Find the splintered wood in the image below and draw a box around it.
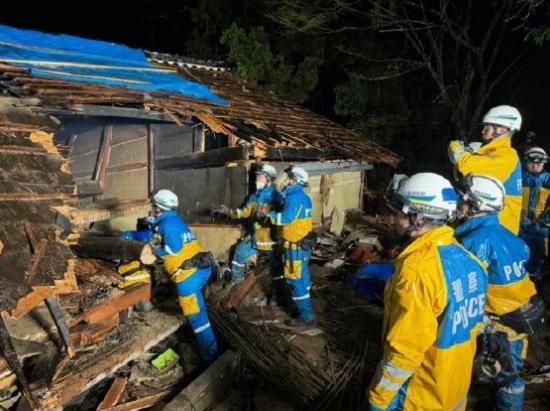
[0,130,78,315]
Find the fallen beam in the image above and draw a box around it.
[68,284,151,327]
[71,237,145,261]
[163,350,240,411]
[155,146,248,171]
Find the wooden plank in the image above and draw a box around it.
[94,124,113,197]
[0,145,47,155]
[35,310,185,409]
[163,350,240,411]
[221,273,257,311]
[253,144,331,161]
[45,296,75,358]
[110,391,170,411]
[25,240,47,285]
[0,193,70,201]
[70,314,119,347]
[97,376,128,410]
[155,146,248,171]
[68,284,151,327]
[147,124,154,194]
[11,262,78,318]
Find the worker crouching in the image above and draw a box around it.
[368,173,488,411]
[141,189,218,363]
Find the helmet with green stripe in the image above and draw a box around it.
[482,105,522,132]
[460,174,505,213]
[395,172,458,222]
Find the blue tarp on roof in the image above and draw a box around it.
[0,24,226,105]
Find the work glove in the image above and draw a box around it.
[140,244,157,265]
[448,140,466,164]
[467,141,482,153]
[211,205,231,218]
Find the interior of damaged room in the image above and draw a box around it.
[0,1,549,410]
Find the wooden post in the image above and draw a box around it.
[93,124,113,201]
[45,296,75,358]
[147,124,155,195]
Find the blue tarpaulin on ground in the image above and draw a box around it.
[348,262,395,303]
[0,24,226,105]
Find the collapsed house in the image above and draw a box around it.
[0,24,404,410]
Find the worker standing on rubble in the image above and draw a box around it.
[448,105,523,234]
[266,166,316,327]
[218,164,283,288]
[368,173,487,411]
[140,189,218,363]
[519,147,550,279]
[455,174,542,411]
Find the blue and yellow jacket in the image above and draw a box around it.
[230,185,283,251]
[268,184,312,244]
[452,136,522,234]
[368,225,487,411]
[522,171,550,221]
[455,213,536,316]
[152,210,203,281]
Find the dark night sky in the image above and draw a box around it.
[1,1,549,150]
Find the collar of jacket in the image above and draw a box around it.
[523,170,547,183]
[153,209,177,224]
[454,213,499,239]
[282,184,303,196]
[397,225,455,262]
[478,136,511,154]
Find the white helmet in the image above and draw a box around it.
[461,174,505,213]
[152,189,178,210]
[525,147,549,164]
[256,164,277,180]
[285,166,308,186]
[482,105,522,132]
[396,172,458,221]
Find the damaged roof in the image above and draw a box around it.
[0,25,400,166]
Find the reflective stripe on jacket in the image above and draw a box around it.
[152,210,203,275]
[268,184,312,243]
[368,225,487,410]
[455,213,536,316]
[521,171,550,221]
[454,136,522,234]
[230,185,282,251]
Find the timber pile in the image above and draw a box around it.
[0,62,400,166]
[0,129,77,315]
[207,217,391,409]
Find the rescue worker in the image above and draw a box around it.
[448,105,523,234]
[519,147,550,279]
[220,164,283,287]
[266,166,315,327]
[140,189,218,363]
[368,172,488,411]
[455,174,539,411]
